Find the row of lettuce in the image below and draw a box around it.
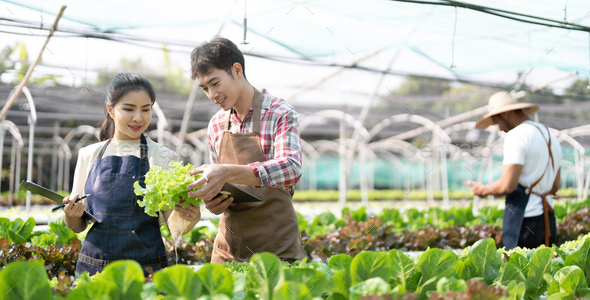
[2,236,590,299]
[0,187,581,206]
[230,199,587,261]
[294,187,579,202]
[1,198,590,268]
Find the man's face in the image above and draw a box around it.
[492,113,510,132]
[198,67,238,111]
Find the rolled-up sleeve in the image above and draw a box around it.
[249,105,302,188]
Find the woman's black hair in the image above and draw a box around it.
[99,73,156,141]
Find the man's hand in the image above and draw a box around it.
[187,164,225,200]
[203,194,234,215]
[465,164,523,197]
[465,180,488,197]
[187,164,234,215]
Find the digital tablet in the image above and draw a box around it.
[217,182,262,203]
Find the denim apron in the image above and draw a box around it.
[503,184,530,250]
[503,124,556,250]
[211,88,306,263]
[76,135,167,276]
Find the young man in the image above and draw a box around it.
[466,91,561,250]
[186,36,307,263]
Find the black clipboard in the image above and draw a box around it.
[19,180,101,224]
[218,183,262,203]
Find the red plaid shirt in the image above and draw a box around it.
[207,89,302,194]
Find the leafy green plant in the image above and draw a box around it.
[0,217,35,244]
[389,249,420,292]
[564,237,590,287]
[350,251,391,285]
[292,188,579,202]
[415,248,457,298]
[505,280,526,300]
[153,264,202,299]
[284,267,329,298]
[31,218,77,248]
[544,265,590,299]
[0,260,52,300]
[69,260,145,299]
[191,226,217,242]
[163,236,213,265]
[557,206,590,245]
[428,279,508,299]
[197,264,234,297]
[248,252,284,300]
[0,238,81,280]
[349,277,390,300]
[462,238,502,285]
[134,161,204,217]
[5,240,590,299]
[435,277,467,296]
[328,254,352,298]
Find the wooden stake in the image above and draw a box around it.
[0,5,67,121]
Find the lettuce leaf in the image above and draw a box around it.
[134,161,203,217]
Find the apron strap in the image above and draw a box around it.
[97,139,111,159]
[252,88,261,133]
[138,134,148,186]
[528,124,555,247]
[224,87,262,134]
[97,135,149,185]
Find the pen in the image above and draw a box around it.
[51,194,91,212]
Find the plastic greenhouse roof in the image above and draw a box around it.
[3,0,590,80]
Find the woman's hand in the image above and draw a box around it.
[166,198,202,239]
[175,198,201,222]
[63,194,89,233]
[63,194,85,218]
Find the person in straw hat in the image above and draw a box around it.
[466,91,561,250]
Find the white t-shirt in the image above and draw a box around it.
[70,137,179,220]
[503,120,562,217]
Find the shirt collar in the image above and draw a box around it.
[260,88,271,110]
[228,88,271,121]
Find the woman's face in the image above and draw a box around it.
[108,89,152,140]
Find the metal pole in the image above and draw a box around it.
[338,111,347,213]
[26,114,34,215]
[64,153,71,192]
[15,143,21,194]
[360,144,368,207]
[152,102,168,144]
[178,80,200,143]
[427,159,434,204]
[310,159,317,191]
[9,140,16,206]
[37,155,43,185]
[440,146,450,208]
[0,123,4,193]
[57,146,64,192]
[24,86,37,216]
[50,122,59,190]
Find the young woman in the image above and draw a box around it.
[63,73,201,276]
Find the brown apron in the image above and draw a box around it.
[211,88,306,263]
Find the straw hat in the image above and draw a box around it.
[475,91,540,129]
